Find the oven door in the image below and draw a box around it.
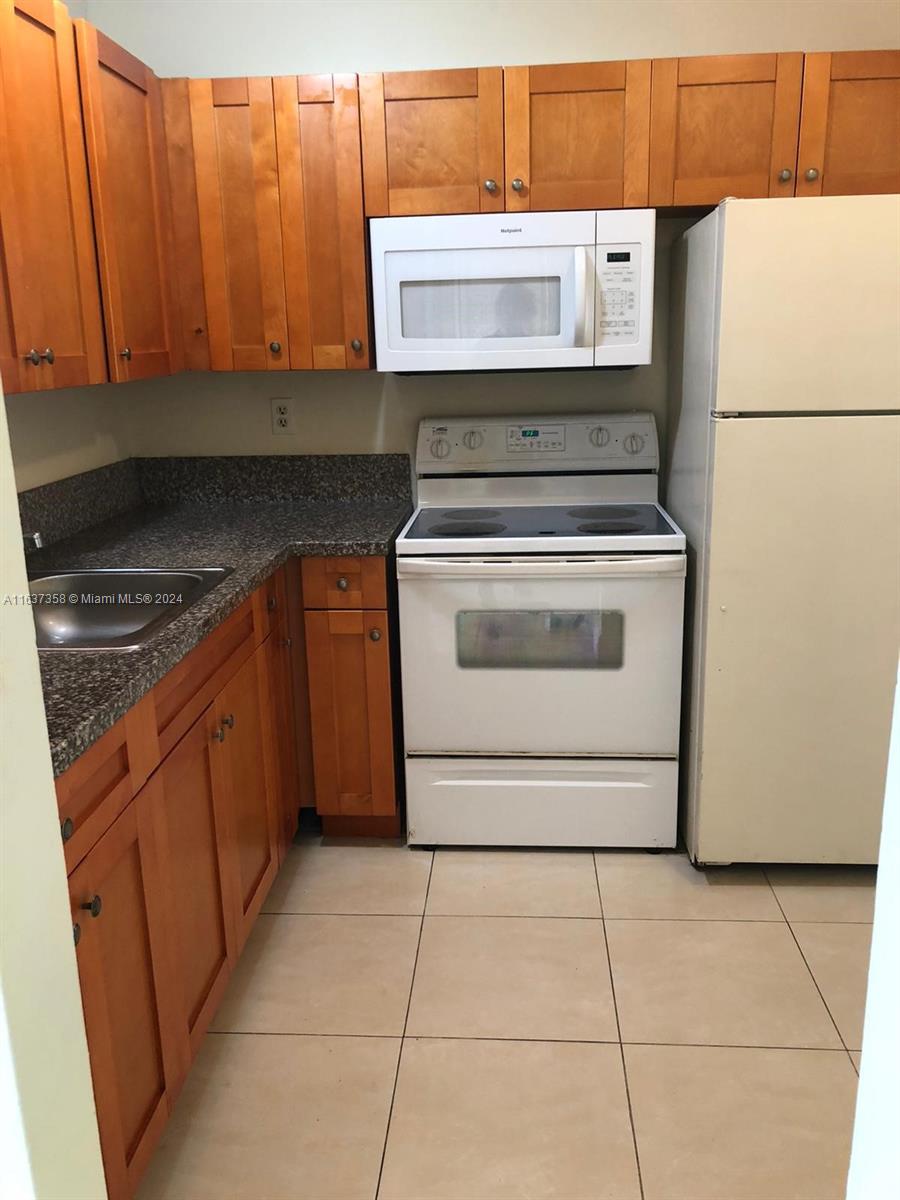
[397,555,686,756]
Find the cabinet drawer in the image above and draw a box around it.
[152,593,263,759]
[56,693,159,874]
[301,556,387,609]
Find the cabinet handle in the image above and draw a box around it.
[350,338,362,352]
[369,628,382,642]
[511,178,525,192]
[483,178,498,193]
[212,727,225,742]
[778,168,793,182]
[61,816,75,842]
[80,895,102,918]
[40,347,55,364]
[73,923,82,947]
[281,636,292,649]
[804,167,819,182]
[24,348,41,366]
[269,340,282,354]
[267,594,277,612]
[119,346,132,361]
[336,577,349,591]
[222,713,235,729]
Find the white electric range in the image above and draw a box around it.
[396,413,686,848]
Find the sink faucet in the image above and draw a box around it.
[23,531,44,551]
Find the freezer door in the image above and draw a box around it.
[693,414,900,863]
[715,196,900,413]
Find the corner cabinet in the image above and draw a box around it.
[0,0,106,393]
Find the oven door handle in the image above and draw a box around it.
[397,556,686,579]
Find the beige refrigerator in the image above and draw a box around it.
[667,195,900,865]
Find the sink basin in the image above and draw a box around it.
[29,567,233,650]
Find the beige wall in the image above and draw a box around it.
[7,0,900,491]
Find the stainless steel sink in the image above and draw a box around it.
[28,567,233,650]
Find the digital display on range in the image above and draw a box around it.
[607,251,631,263]
[521,429,540,437]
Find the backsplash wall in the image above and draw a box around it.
[6,220,691,492]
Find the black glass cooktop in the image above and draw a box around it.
[405,503,677,540]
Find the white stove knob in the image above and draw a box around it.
[462,429,484,450]
[624,432,645,455]
[589,425,611,448]
[430,437,451,459]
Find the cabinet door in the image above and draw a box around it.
[189,76,289,371]
[503,60,650,211]
[273,74,369,369]
[216,647,279,951]
[359,67,504,216]
[305,609,395,817]
[0,0,105,392]
[266,624,300,860]
[796,51,900,196]
[69,780,183,1200]
[155,704,235,1058]
[75,21,181,381]
[649,53,803,205]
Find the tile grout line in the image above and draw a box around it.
[595,854,645,1200]
[374,849,436,1200]
[762,866,851,1055]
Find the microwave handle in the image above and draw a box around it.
[573,245,588,347]
[397,556,686,579]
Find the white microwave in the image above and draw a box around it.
[369,209,655,372]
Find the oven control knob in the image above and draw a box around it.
[624,433,645,455]
[430,437,451,459]
[589,425,610,448]
[462,430,484,450]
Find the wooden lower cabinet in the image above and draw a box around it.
[267,618,301,860]
[69,777,183,1200]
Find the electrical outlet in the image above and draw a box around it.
[270,397,293,435]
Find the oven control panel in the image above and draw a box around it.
[597,244,640,344]
[417,413,659,474]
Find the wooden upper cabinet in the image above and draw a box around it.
[75,22,180,382]
[189,76,288,371]
[69,780,184,1200]
[649,53,804,205]
[0,0,105,394]
[796,51,900,196]
[273,74,369,369]
[359,67,504,215]
[305,608,396,818]
[504,60,651,210]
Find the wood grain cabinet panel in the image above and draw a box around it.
[0,0,106,393]
[359,67,504,215]
[796,51,900,196]
[189,76,289,371]
[301,555,387,610]
[305,608,395,818]
[649,53,804,205]
[69,779,184,1200]
[266,615,301,860]
[273,74,369,368]
[75,21,181,381]
[504,60,651,210]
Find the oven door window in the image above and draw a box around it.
[456,610,624,670]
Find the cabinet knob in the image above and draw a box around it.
[269,340,282,354]
[80,895,102,919]
[511,178,525,192]
[336,577,349,591]
[350,338,362,352]
[778,168,793,182]
[804,167,819,182]
[267,594,277,612]
[222,713,235,729]
[24,348,41,366]
[369,628,382,642]
[281,636,292,649]
[119,346,132,361]
[61,816,75,843]
[483,178,498,193]
[40,347,55,364]
[212,727,225,742]
[73,923,81,947]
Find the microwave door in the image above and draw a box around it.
[379,243,595,371]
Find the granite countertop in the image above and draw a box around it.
[32,499,412,777]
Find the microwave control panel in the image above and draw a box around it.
[596,244,640,344]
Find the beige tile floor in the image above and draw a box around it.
[139,842,874,1200]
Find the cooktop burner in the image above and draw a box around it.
[405,502,676,542]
